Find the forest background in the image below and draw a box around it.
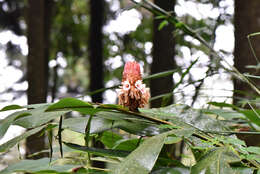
[0,0,260,173]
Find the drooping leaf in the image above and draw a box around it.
[63,116,115,134]
[239,110,260,127]
[112,131,169,174]
[0,158,79,174]
[0,111,30,139]
[0,104,23,112]
[13,106,68,128]
[0,125,46,152]
[46,97,93,111]
[64,142,130,158]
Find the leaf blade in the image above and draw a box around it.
[0,125,46,152]
[113,131,168,174]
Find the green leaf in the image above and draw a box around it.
[96,111,142,121]
[244,154,260,163]
[239,110,260,127]
[208,102,240,110]
[64,142,130,158]
[63,116,115,134]
[96,111,163,136]
[112,131,168,174]
[217,137,246,147]
[143,69,179,81]
[0,158,79,174]
[139,106,192,129]
[100,131,123,149]
[46,97,93,111]
[191,147,240,174]
[0,104,23,112]
[13,106,68,128]
[0,111,30,139]
[117,120,162,136]
[202,109,245,119]
[113,138,141,151]
[158,20,168,30]
[246,146,260,155]
[164,128,195,144]
[98,103,126,110]
[0,125,46,152]
[140,104,229,132]
[155,15,166,20]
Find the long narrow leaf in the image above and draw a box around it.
[0,105,23,112]
[64,142,130,158]
[0,111,30,139]
[0,125,45,152]
[0,158,79,174]
[112,131,168,174]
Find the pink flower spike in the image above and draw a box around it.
[122,61,141,83]
[117,61,150,111]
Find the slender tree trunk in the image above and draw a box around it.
[89,0,104,103]
[234,0,260,104]
[234,0,260,146]
[151,0,176,108]
[150,0,178,160]
[26,0,53,159]
[88,0,105,168]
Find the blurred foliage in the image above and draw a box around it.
[0,0,236,105]
[1,0,260,173]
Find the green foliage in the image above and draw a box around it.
[0,158,80,174]
[1,1,260,173]
[1,97,260,173]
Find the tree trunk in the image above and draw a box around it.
[88,0,105,168]
[151,0,176,108]
[26,0,53,159]
[234,0,260,146]
[89,0,104,104]
[234,0,260,104]
[150,0,178,160]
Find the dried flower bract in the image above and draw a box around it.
[116,61,150,111]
